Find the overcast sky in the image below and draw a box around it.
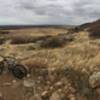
[0,0,100,25]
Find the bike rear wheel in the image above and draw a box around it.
[11,64,27,79]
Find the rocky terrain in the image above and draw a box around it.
[0,21,100,100]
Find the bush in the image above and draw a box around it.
[0,38,7,44]
[0,30,10,35]
[89,28,100,38]
[40,34,74,48]
[10,35,52,44]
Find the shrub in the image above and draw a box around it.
[40,34,74,48]
[0,38,7,44]
[0,30,10,35]
[89,28,100,38]
[10,35,52,44]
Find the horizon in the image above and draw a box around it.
[0,19,98,26]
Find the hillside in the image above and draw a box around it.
[75,19,100,38]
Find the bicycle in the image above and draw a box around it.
[0,56,28,79]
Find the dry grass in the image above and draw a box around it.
[0,30,100,74]
[0,28,100,99]
[9,27,67,36]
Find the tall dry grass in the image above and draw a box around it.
[0,30,100,75]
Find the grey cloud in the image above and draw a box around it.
[72,0,100,20]
[0,0,100,25]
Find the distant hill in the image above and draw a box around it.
[0,25,74,30]
[70,19,100,38]
[79,19,100,31]
[79,19,100,38]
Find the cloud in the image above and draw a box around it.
[0,0,100,25]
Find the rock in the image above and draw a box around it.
[49,92,61,100]
[3,82,12,86]
[0,92,3,98]
[12,80,21,88]
[55,81,63,87]
[12,80,17,83]
[49,86,54,91]
[27,74,31,78]
[41,91,49,100]
[29,94,42,100]
[89,72,100,88]
[68,86,76,94]
[68,94,76,100]
[46,81,51,85]
[57,89,62,93]
[41,91,49,98]
[23,79,34,88]
[0,92,4,100]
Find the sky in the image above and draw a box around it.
[0,0,100,25]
